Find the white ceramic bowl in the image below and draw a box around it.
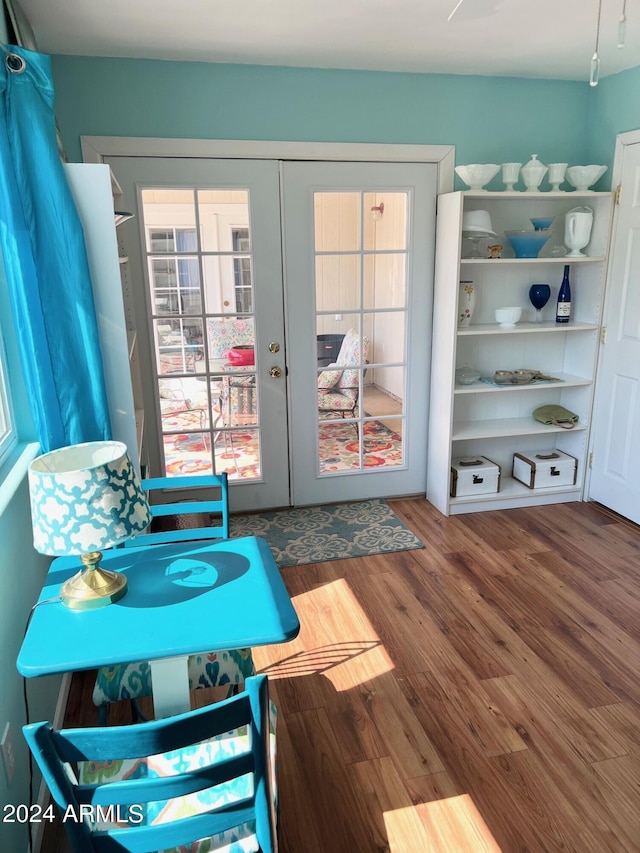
[566,165,608,192]
[455,164,500,191]
[495,306,522,328]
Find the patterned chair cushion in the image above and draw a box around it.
[335,329,369,389]
[93,649,256,707]
[207,317,255,359]
[77,700,278,853]
[317,330,370,420]
[316,388,358,411]
[317,367,343,389]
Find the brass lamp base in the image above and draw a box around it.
[60,551,128,610]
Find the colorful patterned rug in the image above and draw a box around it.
[229,498,423,567]
[164,418,402,478]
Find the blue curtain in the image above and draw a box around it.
[0,45,111,451]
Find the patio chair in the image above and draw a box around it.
[24,674,279,853]
[207,316,257,427]
[317,328,370,431]
[159,380,208,431]
[92,474,256,723]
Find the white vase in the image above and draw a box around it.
[501,162,522,191]
[521,154,548,193]
[548,162,568,191]
[458,281,476,327]
[564,206,594,257]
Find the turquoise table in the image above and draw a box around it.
[17,536,300,717]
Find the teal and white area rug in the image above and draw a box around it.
[229,498,424,568]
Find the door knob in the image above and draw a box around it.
[269,366,282,379]
[268,341,280,353]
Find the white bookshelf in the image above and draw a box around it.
[427,190,614,515]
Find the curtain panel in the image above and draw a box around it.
[0,45,111,451]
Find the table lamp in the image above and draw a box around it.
[28,441,152,610]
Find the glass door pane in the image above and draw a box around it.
[141,188,262,481]
[315,191,407,473]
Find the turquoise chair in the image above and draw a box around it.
[93,474,256,723]
[123,473,230,546]
[24,674,278,853]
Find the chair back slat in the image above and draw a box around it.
[23,675,277,853]
[123,473,230,546]
[53,689,252,761]
[91,805,258,853]
[77,752,255,807]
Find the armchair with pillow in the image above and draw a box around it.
[207,316,256,427]
[317,328,369,428]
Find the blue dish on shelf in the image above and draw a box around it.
[530,216,554,231]
[504,230,551,259]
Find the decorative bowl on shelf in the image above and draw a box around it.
[495,306,522,328]
[504,229,551,258]
[454,164,500,191]
[511,369,536,384]
[494,370,513,384]
[455,366,481,385]
[530,216,554,231]
[566,165,607,192]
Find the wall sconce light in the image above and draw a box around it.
[371,201,384,221]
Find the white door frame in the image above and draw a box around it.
[585,127,640,501]
[81,136,455,194]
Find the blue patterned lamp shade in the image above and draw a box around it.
[29,441,151,554]
[28,442,152,609]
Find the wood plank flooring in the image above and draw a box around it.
[39,499,640,852]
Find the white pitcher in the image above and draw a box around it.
[564,206,593,257]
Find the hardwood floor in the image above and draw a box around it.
[40,499,640,852]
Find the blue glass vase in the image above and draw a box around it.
[529,284,551,323]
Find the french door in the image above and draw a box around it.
[107,156,437,510]
[282,161,437,504]
[106,157,289,511]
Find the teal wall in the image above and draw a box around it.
[588,65,640,174]
[50,56,594,186]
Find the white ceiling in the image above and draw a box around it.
[17,0,640,83]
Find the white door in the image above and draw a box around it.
[589,141,640,523]
[106,157,289,512]
[282,161,437,505]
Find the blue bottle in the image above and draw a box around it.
[556,265,571,324]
